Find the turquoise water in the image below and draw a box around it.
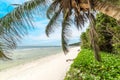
[0,46,62,71]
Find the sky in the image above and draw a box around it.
[0,0,88,46]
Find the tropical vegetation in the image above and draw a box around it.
[0,0,120,62]
[65,12,120,80]
[81,13,120,54]
[64,49,120,80]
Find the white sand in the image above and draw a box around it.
[0,47,80,80]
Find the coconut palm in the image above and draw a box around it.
[0,0,120,61]
[45,0,101,61]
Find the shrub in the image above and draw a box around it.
[80,13,120,53]
[65,49,120,80]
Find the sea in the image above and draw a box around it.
[0,46,62,71]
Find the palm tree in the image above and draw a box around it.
[45,0,101,61]
[0,0,120,61]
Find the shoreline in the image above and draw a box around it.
[0,47,62,71]
[0,46,80,80]
[0,51,61,71]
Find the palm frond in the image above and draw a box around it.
[46,0,61,19]
[61,9,71,54]
[0,44,11,59]
[0,50,8,59]
[0,0,47,58]
[74,13,85,30]
[89,26,101,61]
[45,8,61,37]
[88,13,101,61]
[45,0,100,57]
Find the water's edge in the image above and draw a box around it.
[0,47,62,71]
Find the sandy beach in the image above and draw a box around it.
[0,46,80,80]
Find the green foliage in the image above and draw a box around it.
[80,29,91,49]
[65,49,120,80]
[81,13,120,54]
[113,43,120,54]
[96,13,114,52]
[96,13,120,53]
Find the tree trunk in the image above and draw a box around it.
[94,1,120,22]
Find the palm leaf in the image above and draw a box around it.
[45,8,61,37]
[89,27,101,61]
[88,13,101,61]
[0,43,11,59]
[61,9,71,54]
[0,0,47,58]
[46,0,61,19]
[74,13,85,30]
[0,50,9,59]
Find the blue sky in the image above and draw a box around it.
[0,0,88,46]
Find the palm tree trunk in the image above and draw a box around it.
[94,1,120,22]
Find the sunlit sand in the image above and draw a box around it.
[0,46,80,80]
